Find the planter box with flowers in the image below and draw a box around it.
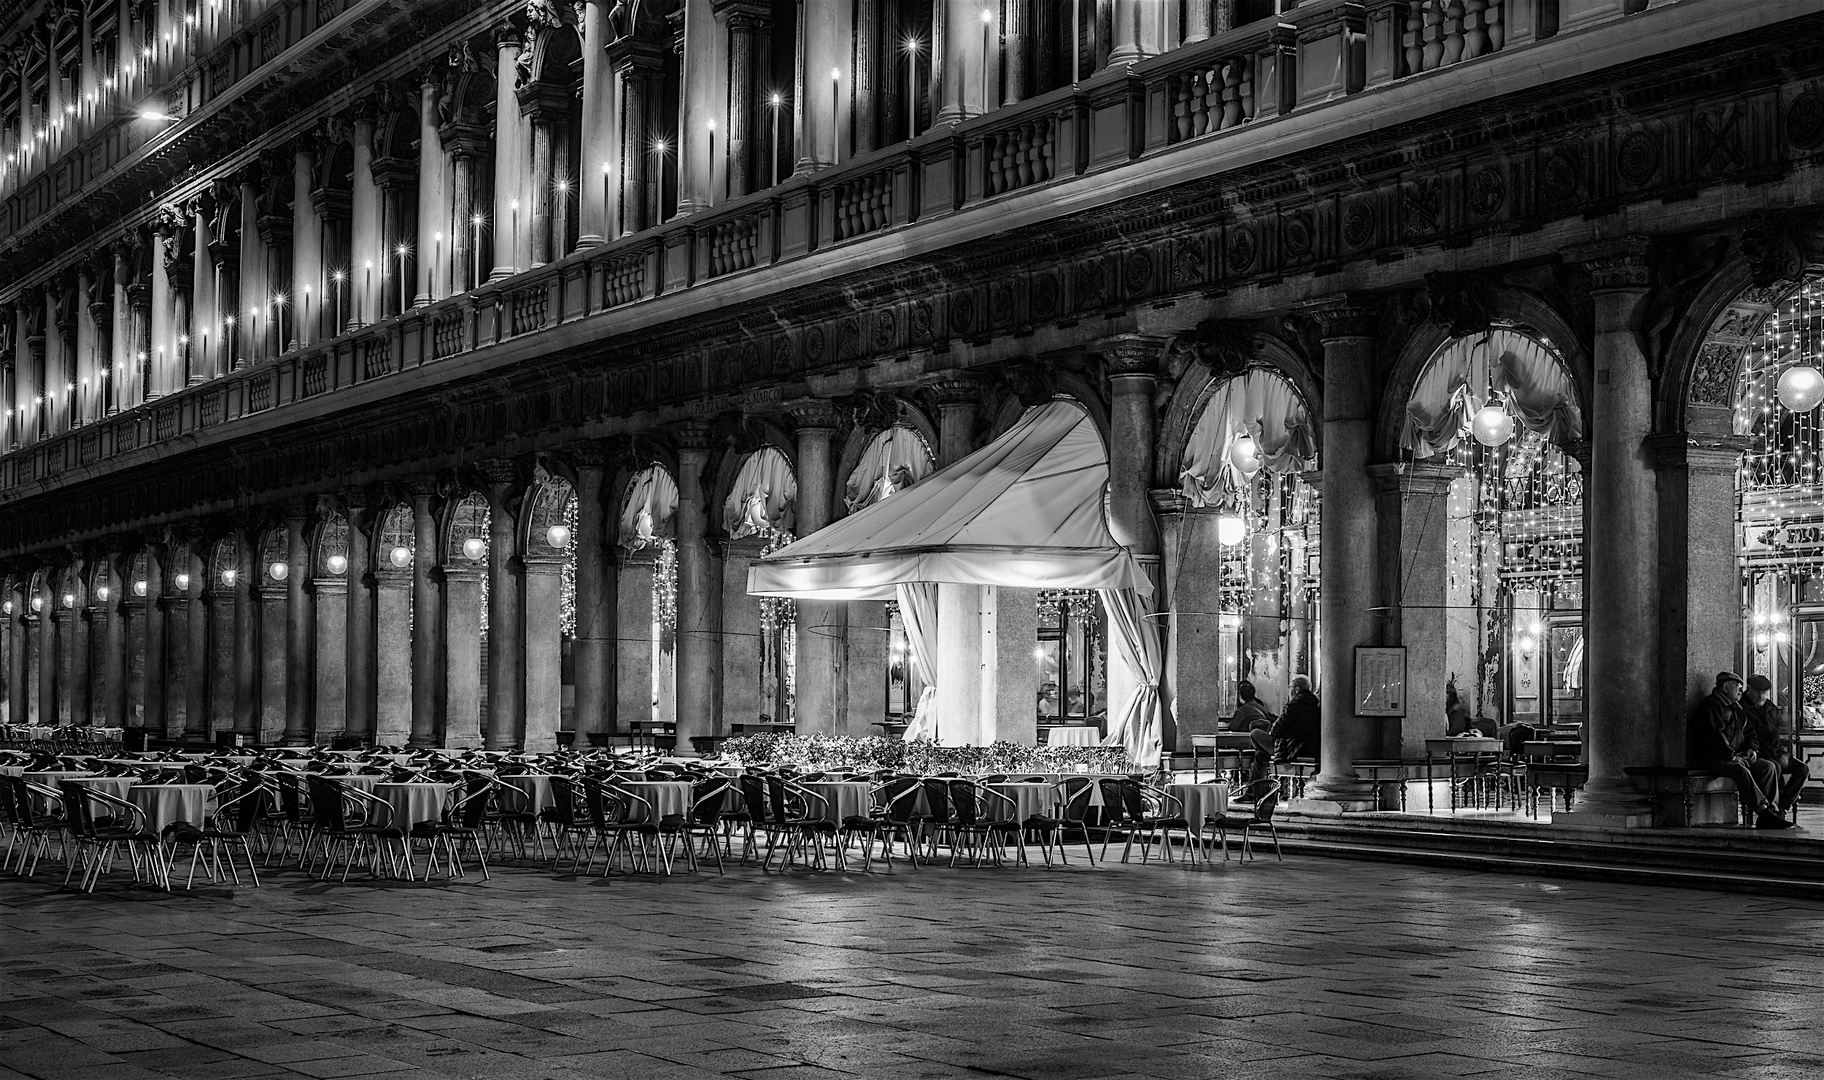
[722,733,1131,775]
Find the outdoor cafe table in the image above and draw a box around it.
[1425,737,1504,812]
[499,773,557,815]
[128,784,217,833]
[1169,781,1230,858]
[1041,726,1101,747]
[617,780,692,823]
[374,782,452,831]
[985,781,1058,823]
[66,775,138,804]
[798,780,872,823]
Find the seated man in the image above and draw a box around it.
[1741,674,1809,818]
[1273,676,1322,765]
[1233,681,1274,798]
[1688,671,1788,830]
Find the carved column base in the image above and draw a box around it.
[1298,773,1381,814]
[1552,778,1655,829]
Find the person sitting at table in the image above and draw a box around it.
[1741,674,1809,818]
[1233,681,1275,798]
[1036,682,1060,718]
[1688,671,1788,830]
[1271,676,1321,776]
[1445,680,1474,736]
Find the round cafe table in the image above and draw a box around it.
[500,774,556,815]
[24,770,98,788]
[129,784,217,833]
[374,782,452,831]
[798,781,872,824]
[616,781,692,823]
[986,781,1059,823]
[1169,781,1230,856]
[1042,725,1102,747]
[67,775,138,804]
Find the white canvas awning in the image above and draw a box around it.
[747,399,1149,601]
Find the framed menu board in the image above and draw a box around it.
[1354,647,1407,718]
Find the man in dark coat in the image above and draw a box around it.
[1741,674,1809,816]
[1688,671,1787,829]
[1273,676,1321,764]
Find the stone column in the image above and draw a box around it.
[374,525,414,746]
[349,114,380,327]
[189,201,214,384]
[616,548,658,730]
[1001,0,1026,105]
[717,2,769,197]
[161,547,193,739]
[141,544,165,735]
[1109,0,1145,64]
[96,556,125,727]
[675,429,720,750]
[490,31,525,280]
[677,0,724,212]
[415,72,447,304]
[258,549,288,744]
[719,537,768,729]
[230,527,257,737]
[936,0,992,124]
[5,581,25,727]
[481,462,524,750]
[290,146,319,349]
[343,494,375,741]
[577,0,617,245]
[1102,336,1167,746]
[1300,296,1382,811]
[523,545,563,753]
[182,543,210,739]
[51,582,76,726]
[986,584,1040,746]
[236,181,265,366]
[312,515,349,744]
[790,401,844,734]
[204,557,233,737]
[27,593,46,727]
[1562,239,1658,826]
[445,139,480,291]
[1155,493,1228,740]
[443,539,485,749]
[1655,431,1751,768]
[571,452,613,740]
[1185,0,1215,43]
[409,483,446,746]
[282,503,313,745]
[930,379,984,744]
[1372,462,1457,763]
[147,226,171,399]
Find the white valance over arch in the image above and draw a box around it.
[845,425,936,513]
[1403,329,1583,458]
[619,466,679,549]
[723,447,798,539]
[1179,368,1317,508]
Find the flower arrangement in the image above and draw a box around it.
[722,734,1130,775]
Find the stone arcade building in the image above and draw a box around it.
[0,0,1821,820]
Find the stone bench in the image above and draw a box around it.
[1624,767,1740,827]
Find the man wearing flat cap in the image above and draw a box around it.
[1688,671,1788,829]
[1741,673,1810,818]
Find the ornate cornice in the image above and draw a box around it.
[1294,295,1379,340]
[1568,237,1652,291]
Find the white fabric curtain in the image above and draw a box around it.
[1179,369,1316,508]
[1098,587,1164,769]
[723,447,799,539]
[618,466,678,549]
[896,582,940,742]
[845,426,936,513]
[1403,330,1582,458]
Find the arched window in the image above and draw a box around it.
[620,465,679,721]
[723,447,796,723]
[1404,328,1584,730]
[844,425,934,512]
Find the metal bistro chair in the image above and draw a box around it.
[412,775,494,881]
[1201,780,1284,862]
[858,776,925,870]
[58,781,167,892]
[542,775,598,870]
[1023,777,1099,868]
[161,780,265,889]
[5,777,69,877]
[659,780,737,874]
[762,776,841,871]
[945,779,1027,868]
[1099,777,1190,864]
[304,776,410,882]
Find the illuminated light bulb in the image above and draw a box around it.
[1033,647,1046,662]
[29,596,41,612]
[389,546,411,568]
[1217,515,1246,547]
[326,554,348,574]
[545,524,572,549]
[1471,403,1514,447]
[1228,434,1262,476]
[1755,630,1773,650]
[1,601,9,615]
[268,561,288,581]
[133,579,148,596]
[222,568,236,585]
[61,593,73,608]
[95,586,109,602]
[1777,365,1824,412]
[462,537,486,561]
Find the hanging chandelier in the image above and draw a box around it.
[1471,400,1514,447]
[1777,363,1824,413]
[1228,434,1262,476]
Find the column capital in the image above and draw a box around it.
[477,457,522,490]
[716,536,769,560]
[1293,294,1380,339]
[1098,334,1169,378]
[1149,488,1191,516]
[1567,237,1652,291]
[787,398,842,434]
[1646,431,1754,472]
[673,422,714,457]
[280,496,313,525]
[1367,460,1461,496]
[922,374,988,408]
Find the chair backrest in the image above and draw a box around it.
[920,778,954,824]
[738,774,770,822]
[875,777,921,823]
[764,776,795,826]
[220,781,267,834]
[946,780,982,827]
[453,775,493,828]
[1058,777,1097,823]
[58,780,95,837]
[305,777,348,831]
[547,776,583,827]
[1253,781,1282,822]
[1098,777,1137,822]
[580,776,622,829]
[689,781,728,824]
[276,772,306,824]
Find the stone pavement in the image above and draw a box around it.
[0,852,1819,1080]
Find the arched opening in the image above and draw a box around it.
[619,465,678,727]
[844,424,936,723]
[1174,367,1318,722]
[1402,328,1585,734]
[523,474,578,735]
[1733,272,1824,735]
[722,446,797,726]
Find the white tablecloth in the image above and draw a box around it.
[617,781,692,823]
[374,783,452,830]
[1042,726,1102,747]
[986,782,1060,823]
[500,774,556,814]
[67,775,138,805]
[129,785,217,833]
[798,781,872,823]
[24,770,98,789]
[1169,782,1231,833]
